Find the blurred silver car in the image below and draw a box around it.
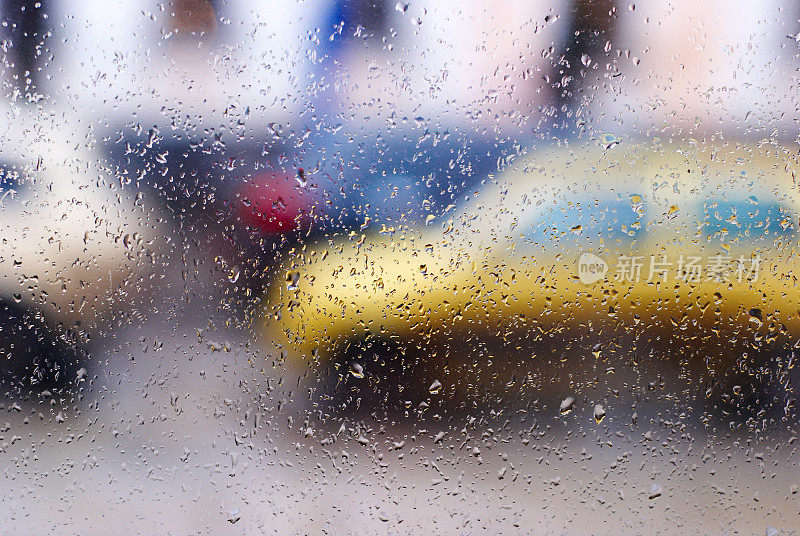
[0,104,162,378]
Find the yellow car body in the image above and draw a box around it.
[263,140,800,377]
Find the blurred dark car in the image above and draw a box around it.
[231,129,508,240]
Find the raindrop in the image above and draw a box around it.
[667,205,679,219]
[648,483,662,499]
[350,363,364,379]
[600,133,620,149]
[286,271,301,291]
[593,404,606,423]
[560,396,576,415]
[296,168,307,187]
[629,194,644,212]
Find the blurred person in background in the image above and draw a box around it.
[551,0,617,133]
[0,0,50,96]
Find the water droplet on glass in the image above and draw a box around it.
[296,168,308,187]
[749,308,763,327]
[593,404,606,423]
[601,133,620,149]
[629,194,644,213]
[286,270,300,291]
[350,362,364,379]
[429,379,442,394]
[560,396,576,415]
[667,205,679,219]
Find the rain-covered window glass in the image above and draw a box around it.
[1,0,799,534]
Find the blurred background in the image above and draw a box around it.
[7,0,800,239]
[1,0,800,534]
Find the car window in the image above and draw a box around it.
[702,198,797,242]
[520,194,647,251]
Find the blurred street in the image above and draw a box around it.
[0,0,799,534]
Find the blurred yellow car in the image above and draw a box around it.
[262,139,800,389]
